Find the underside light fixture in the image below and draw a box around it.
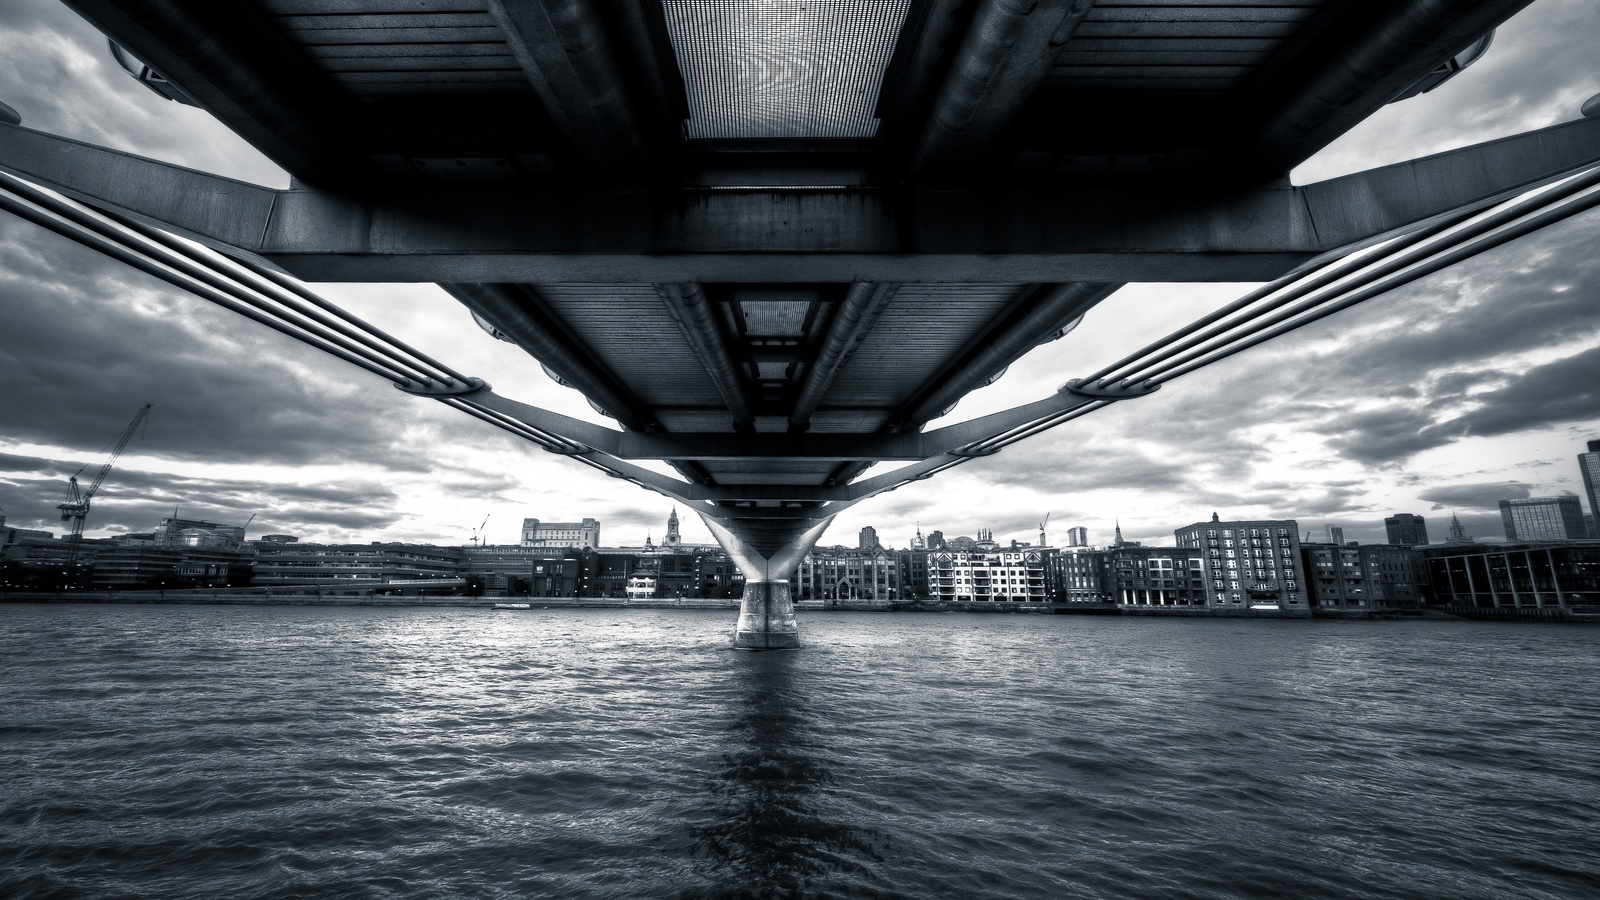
[661,0,911,139]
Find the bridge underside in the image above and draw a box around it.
[4,0,1596,647]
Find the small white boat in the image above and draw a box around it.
[493,602,531,610]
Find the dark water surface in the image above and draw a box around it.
[3,605,1598,899]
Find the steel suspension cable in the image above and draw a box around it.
[90,203,468,386]
[1147,183,1600,384]
[0,173,435,385]
[1118,166,1600,386]
[0,185,414,384]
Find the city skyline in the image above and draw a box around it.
[1,0,1598,553]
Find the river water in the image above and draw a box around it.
[2,605,1597,899]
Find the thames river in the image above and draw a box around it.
[2,605,1597,899]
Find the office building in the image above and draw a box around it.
[520,517,601,549]
[798,544,901,601]
[1066,526,1088,547]
[252,542,464,589]
[1175,514,1308,609]
[1384,513,1430,547]
[156,516,246,547]
[858,526,879,550]
[1580,439,1600,535]
[1301,543,1426,610]
[1325,525,1345,546]
[1050,547,1103,602]
[1425,541,1600,611]
[1499,496,1587,541]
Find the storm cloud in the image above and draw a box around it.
[2,0,1599,552]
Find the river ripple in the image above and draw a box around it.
[2,605,1598,899]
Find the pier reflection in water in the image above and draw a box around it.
[686,652,888,897]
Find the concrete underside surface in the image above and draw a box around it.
[734,581,799,650]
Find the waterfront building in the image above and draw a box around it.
[1049,547,1104,602]
[1424,541,1600,611]
[1499,496,1587,541]
[461,544,592,595]
[251,542,464,590]
[1384,513,1430,547]
[520,517,601,549]
[798,545,901,601]
[1099,545,1207,607]
[1065,526,1088,547]
[926,545,1051,602]
[899,548,930,600]
[1174,514,1308,610]
[625,564,657,599]
[696,552,743,598]
[1581,440,1600,536]
[1300,543,1426,610]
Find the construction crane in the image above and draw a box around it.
[470,514,490,548]
[57,404,152,585]
[1038,512,1050,548]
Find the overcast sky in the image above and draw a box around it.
[1,0,1597,551]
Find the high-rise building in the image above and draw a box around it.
[1174,514,1308,610]
[1579,439,1600,535]
[1384,513,1429,547]
[1066,526,1088,547]
[1499,496,1587,542]
[520,517,600,549]
[858,526,879,550]
[1325,525,1345,546]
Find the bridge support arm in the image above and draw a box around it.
[700,515,834,650]
[6,116,1599,283]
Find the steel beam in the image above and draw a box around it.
[788,282,898,431]
[60,0,371,185]
[912,0,1094,177]
[6,116,1600,282]
[655,282,754,430]
[484,0,652,173]
[1222,0,1535,179]
[442,283,659,432]
[890,281,1118,428]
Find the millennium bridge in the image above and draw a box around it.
[2,0,1598,647]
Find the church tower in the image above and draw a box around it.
[664,507,681,548]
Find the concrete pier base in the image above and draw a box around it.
[734,581,799,650]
